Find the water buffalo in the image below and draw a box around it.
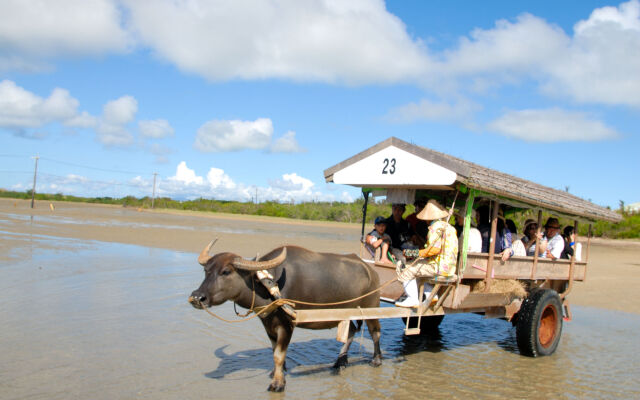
[189,241,382,392]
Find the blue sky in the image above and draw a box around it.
[1,0,638,208]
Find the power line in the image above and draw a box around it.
[0,154,30,158]
[39,156,150,175]
[38,172,152,189]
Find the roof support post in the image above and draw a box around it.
[531,210,543,280]
[360,190,370,242]
[484,200,499,291]
[586,224,592,264]
[458,189,476,276]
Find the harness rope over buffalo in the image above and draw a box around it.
[189,241,384,392]
[196,238,297,318]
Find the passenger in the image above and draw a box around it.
[384,203,416,250]
[395,199,458,308]
[365,216,395,265]
[406,198,428,248]
[477,205,505,254]
[541,217,564,260]
[500,218,517,261]
[454,212,464,238]
[560,226,575,260]
[454,210,482,253]
[521,219,544,256]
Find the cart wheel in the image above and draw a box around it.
[515,289,563,357]
[402,315,444,333]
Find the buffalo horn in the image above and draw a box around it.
[197,238,219,266]
[232,247,287,271]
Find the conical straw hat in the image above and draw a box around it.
[417,199,448,221]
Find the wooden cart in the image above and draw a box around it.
[296,137,621,357]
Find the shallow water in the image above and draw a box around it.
[1,235,639,400]
[1,210,360,242]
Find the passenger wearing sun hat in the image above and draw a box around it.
[395,199,458,308]
[542,217,564,260]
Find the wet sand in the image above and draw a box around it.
[2,198,639,314]
[1,198,640,399]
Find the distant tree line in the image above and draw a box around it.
[1,189,637,239]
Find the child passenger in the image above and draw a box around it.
[366,216,394,265]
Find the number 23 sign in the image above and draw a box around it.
[382,158,396,175]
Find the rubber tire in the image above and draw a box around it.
[516,289,563,357]
[402,315,444,333]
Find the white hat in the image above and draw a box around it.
[417,199,448,221]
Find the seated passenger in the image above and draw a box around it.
[560,225,581,260]
[385,203,417,250]
[541,217,564,260]
[395,200,458,308]
[521,219,544,256]
[365,216,394,265]
[477,205,505,254]
[500,218,517,261]
[406,198,428,248]
[454,210,482,253]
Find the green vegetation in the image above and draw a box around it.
[1,189,637,239]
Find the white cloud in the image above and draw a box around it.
[269,131,305,153]
[96,123,134,146]
[169,161,204,185]
[0,80,79,128]
[487,108,619,142]
[194,118,273,152]
[123,0,431,84]
[440,13,568,78]
[139,119,174,138]
[264,173,326,202]
[0,0,130,71]
[95,95,138,146]
[161,162,340,202]
[432,1,640,107]
[0,81,140,147]
[206,168,236,190]
[543,0,640,106]
[64,111,98,128]
[102,96,137,125]
[339,191,355,202]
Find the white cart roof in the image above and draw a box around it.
[324,137,621,223]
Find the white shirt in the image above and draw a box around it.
[543,233,564,259]
[464,227,482,253]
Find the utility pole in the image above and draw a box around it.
[151,172,158,209]
[30,155,39,209]
[255,186,258,204]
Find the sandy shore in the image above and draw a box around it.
[2,197,639,314]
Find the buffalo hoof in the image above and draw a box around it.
[370,356,382,367]
[332,354,348,371]
[268,381,286,392]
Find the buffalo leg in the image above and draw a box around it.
[333,321,358,370]
[267,336,287,377]
[366,319,382,367]
[268,324,293,392]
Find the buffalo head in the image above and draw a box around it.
[188,239,287,309]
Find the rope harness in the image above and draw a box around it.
[196,276,399,323]
[197,192,460,324]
